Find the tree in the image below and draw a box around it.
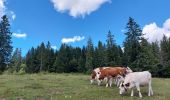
[77,46,86,72]
[85,37,94,73]
[134,38,157,72]
[123,17,142,68]
[38,42,46,71]
[53,44,69,73]
[159,35,170,77]
[93,41,107,67]
[106,31,118,66]
[0,15,13,72]
[45,41,55,72]
[11,48,22,72]
[160,35,169,65]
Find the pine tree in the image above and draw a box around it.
[85,37,94,73]
[46,41,55,72]
[116,46,123,66]
[77,46,86,72]
[11,48,22,72]
[134,38,156,71]
[26,47,36,73]
[94,41,107,67]
[38,42,46,72]
[123,17,142,67]
[160,35,169,65]
[0,15,13,72]
[160,35,170,77]
[53,44,69,73]
[106,31,117,66]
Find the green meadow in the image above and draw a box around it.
[0,73,169,100]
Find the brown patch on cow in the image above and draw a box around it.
[98,67,127,80]
[91,71,96,79]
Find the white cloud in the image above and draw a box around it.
[51,45,57,50]
[0,0,5,17]
[121,29,125,33]
[142,18,170,43]
[62,36,85,43]
[51,0,111,18]
[10,11,16,20]
[13,33,27,38]
[0,0,16,20]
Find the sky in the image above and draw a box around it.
[1,0,170,56]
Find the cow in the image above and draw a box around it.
[115,74,124,87]
[96,67,132,87]
[119,71,153,98]
[90,67,109,84]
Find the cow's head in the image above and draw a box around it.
[119,82,130,95]
[125,67,133,73]
[90,71,96,84]
[96,71,101,79]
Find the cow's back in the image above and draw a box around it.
[99,67,123,79]
[125,71,151,85]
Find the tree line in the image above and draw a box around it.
[0,16,170,77]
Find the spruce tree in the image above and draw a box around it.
[106,31,117,66]
[123,17,142,67]
[0,15,13,72]
[85,37,94,73]
[11,48,22,72]
[135,38,156,71]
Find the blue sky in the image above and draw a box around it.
[1,0,170,56]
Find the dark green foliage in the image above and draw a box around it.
[159,35,170,77]
[0,15,13,72]
[123,17,142,66]
[133,38,157,71]
[21,17,170,77]
[85,37,94,73]
[93,41,107,67]
[106,31,123,66]
[10,48,22,72]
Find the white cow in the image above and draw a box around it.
[119,71,153,98]
[115,75,124,87]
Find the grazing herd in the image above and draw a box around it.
[90,66,153,98]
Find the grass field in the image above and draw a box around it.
[0,73,170,100]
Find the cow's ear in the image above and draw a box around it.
[121,84,124,87]
[121,83,124,87]
[125,83,130,87]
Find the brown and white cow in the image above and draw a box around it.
[90,67,109,84]
[96,67,132,87]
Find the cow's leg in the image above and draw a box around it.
[148,84,151,96]
[109,77,113,87]
[97,79,101,86]
[90,79,94,84]
[149,80,153,96]
[106,77,110,87]
[106,79,109,87]
[150,86,153,96]
[136,84,142,98]
[131,88,134,97]
[117,79,120,87]
[115,77,118,85]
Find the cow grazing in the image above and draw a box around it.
[90,67,109,84]
[115,74,124,87]
[119,71,153,98]
[96,67,132,87]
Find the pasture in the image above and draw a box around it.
[0,73,169,100]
